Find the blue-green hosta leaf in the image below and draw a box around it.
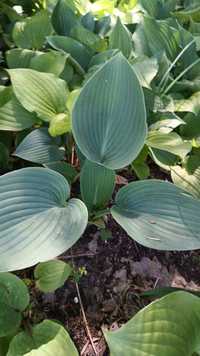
[72,53,147,170]
[8,69,68,121]
[0,273,29,337]
[0,167,88,271]
[80,159,115,211]
[70,24,105,52]
[149,147,179,170]
[147,131,192,159]
[139,17,179,61]
[0,95,36,131]
[171,165,200,199]
[7,320,79,356]
[12,10,52,49]
[47,35,92,70]
[131,55,158,89]
[174,92,200,116]
[44,162,77,184]
[34,260,72,293]
[51,0,79,36]
[14,128,65,164]
[104,291,200,356]
[81,12,95,31]
[111,180,200,250]
[109,17,132,58]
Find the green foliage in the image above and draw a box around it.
[14,128,65,164]
[0,273,29,337]
[80,159,115,211]
[111,180,200,250]
[104,291,200,356]
[12,11,52,49]
[8,69,68,121]
[72,53,147,169]
[7,320,79,356]
[34,260,72,292]
[0,168,88,271]
[1,0,200,353]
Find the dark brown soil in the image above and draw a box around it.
[29,218,200,356]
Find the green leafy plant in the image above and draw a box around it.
[1,0,200,354]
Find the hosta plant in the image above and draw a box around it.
[1,0,200,354]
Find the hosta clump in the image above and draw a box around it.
[1,0,200,353]
[1,51,200,273]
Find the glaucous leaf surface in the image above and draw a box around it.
[14,128,65,164]
[111,180,200,250]
[51,0,79,36]
[44,162,77,183]
[12,10,52,49]
[0,273,29,337]
[0,167,88,271]
[149,148,179,171]
[47,35,92,69]
[8,69,68,121]
[109,17,132,58]
[7,320,79,356]
[72,53,147,170]
[131,55,158,89]
[34,260,72,293]
[80,159,115,211]
[104,291,200,356]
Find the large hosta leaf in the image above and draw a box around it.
[8,69,68,121]
[12,11,52,49]
[7,320,79,356]
[111,180,200,250]
[0,273,29,337]
[14,128,65,164]
[104,291,200,356]
[72,53,147,170]
[0,167,88,271]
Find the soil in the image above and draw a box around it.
[25,165,200,356]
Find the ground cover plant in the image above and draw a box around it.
[1,0,200,354]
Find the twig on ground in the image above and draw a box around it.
[70,251,98,356]
[59,252,98,260]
